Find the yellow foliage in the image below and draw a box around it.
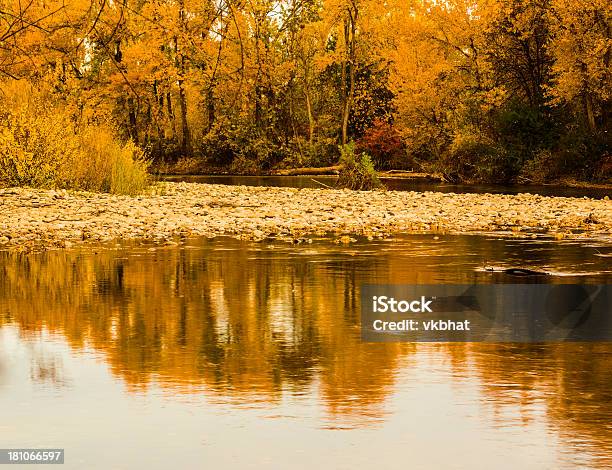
[0,82,150,194]
[548,0,611,112]
[72,126,151,195]
[0,0,607,180]
[0,86,81,187]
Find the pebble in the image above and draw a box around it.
[0,183,610,250]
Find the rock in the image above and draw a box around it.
[0,182,610,251]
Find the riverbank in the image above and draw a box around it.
[0,182,610,250]
[152,160,612,189]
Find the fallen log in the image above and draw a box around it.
[271,165,343,176]
[380,170,448,182]
[271,166,447,181]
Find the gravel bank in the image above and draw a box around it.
[0,182,610,250]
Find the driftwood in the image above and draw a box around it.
[271,165,343,176]
[310,178,335,189]
[271,166,447,182]
[380,170,448,182]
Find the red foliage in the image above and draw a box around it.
[356,121,409,170]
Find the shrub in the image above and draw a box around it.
[76,126,150,195]
[441,131,517,183]
[200,122,286,174]
[240,136,285,172]
[337,142,383,190]
[199,122,241,167]
[152,157,207,176]
[595,154,612,182]
[494,101,557,159]
[356,120,411,170]
[0,91,82,188]
[518,149,565,183]
[0,81,150,194]
[302,137,339,167]
[229,155,262,175]
[273,137,339,170]
[520,145,611,184]
[554,127,610,181]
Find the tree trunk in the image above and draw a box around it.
[178,79,191,155]
[584,92,596,132]
[127,97,138,144]
[340,19,348,145]
[341,7,357,146]
[305,86,315,143]
[166,92,176,139]
[175,0,192,156]
[207,87,215,131]
[254,14,263,132]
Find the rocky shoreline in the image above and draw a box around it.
[0,182,610,250]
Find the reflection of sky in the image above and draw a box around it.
[0,326,607,470]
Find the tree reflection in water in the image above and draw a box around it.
[0,235,610,466]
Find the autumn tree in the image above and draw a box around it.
[1,0,608,180]
[548,0,611,132]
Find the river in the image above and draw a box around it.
[160,175,612,199]
[0,235,611,469]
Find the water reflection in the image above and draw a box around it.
[0,235,610,468]
[161,174,612,199]
[29,347,68,387]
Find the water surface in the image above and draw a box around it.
[1,235,611,469]
[160,174,612,199]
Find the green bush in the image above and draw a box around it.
[273,137,339,169]
[298,137,339,168]
[337,142,383,190]
[494,101,557,159]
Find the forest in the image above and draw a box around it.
[0,0,610,191]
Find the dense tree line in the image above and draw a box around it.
[1,0,610,182]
